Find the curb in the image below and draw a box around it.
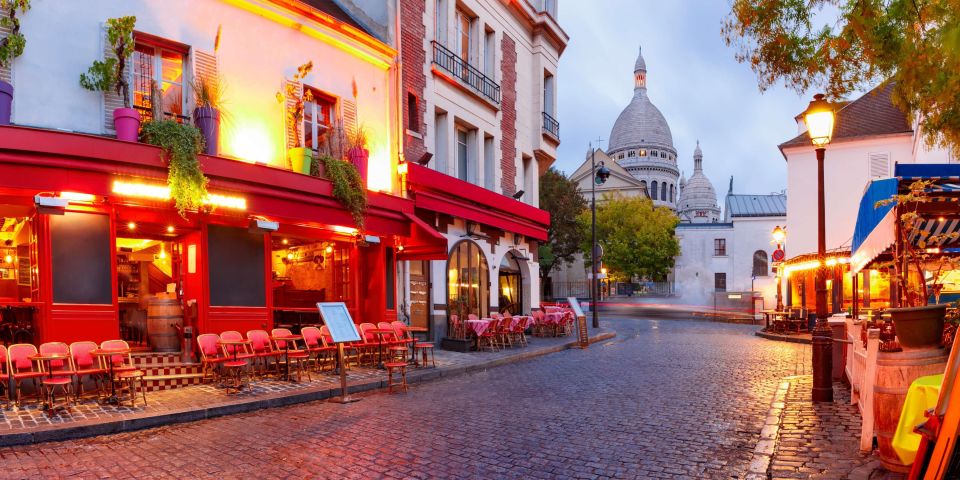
[754,330,812,344]
[0,329,616,446]
[746,378,793,479]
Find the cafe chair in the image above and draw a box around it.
[7,343,44,406]
[301,326,336,373]
[0,345,7,405]
[449,314,465,340]
[219,331,253,392]
[358,323,381,366]
[38,342,76,408]
[69,341,106,402]
[378,322,409,362]
[99,340,137,374]
[479,318,500,352]
[197,334,228,384]
[384,361,408,394]
[271,328,311,382]
[246,329,282,377]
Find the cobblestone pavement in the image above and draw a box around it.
[768,376,883,480]
[0,318,812,479]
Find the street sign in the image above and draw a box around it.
[593,244,604,260]
[772,248,785,262]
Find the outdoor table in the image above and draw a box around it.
[91,347,130,405]
[404,326,429,365]
[218,339,251,391]
[271,334,303,382]
[29,352,71,413]
[368,328,394,369]
[465,319,491,337]
[892,373,943,465]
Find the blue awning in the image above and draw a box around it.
[851,178,897,254]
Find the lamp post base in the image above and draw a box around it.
[811,320,834,402]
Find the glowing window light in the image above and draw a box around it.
[205,193,247,210]
[59,192,96,203]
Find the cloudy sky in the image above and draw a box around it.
[554,1,816,196]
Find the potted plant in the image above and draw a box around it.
[80,16,138,141]
[276,61,314,174]
[876,180,960,350]
[319,154,367,230]
[140,118,209,218]
[347,124,369,187]
[191,72,224,156]
[0,0,29,125]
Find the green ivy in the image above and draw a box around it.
[320,155,367,230]
[141,120,209,218]
[0,0,30,69]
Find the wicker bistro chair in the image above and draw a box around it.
[38,342,76,408]
[301,326,337,373]
[449,314,465,340]
[0,345,6,404]
[358,323,382,366]
[318,325,359,368]
[271,328,311,382]
[99,340,145,407]
[378,322,409,362]
[246,329,283,377]
[478,318,500,352]
[219,331,253,392]
[197,333,229,384]
[69,341,107,401]
[8,343,44,406]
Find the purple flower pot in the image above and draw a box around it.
[193,107,220,156]
[0,80,12,126]
[113,108,141,142]
[348,147,369,187]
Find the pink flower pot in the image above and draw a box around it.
[347,147,369,186]
[113,108,141,142]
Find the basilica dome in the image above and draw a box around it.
[677,142,721,223]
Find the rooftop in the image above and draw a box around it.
[779,83,912,151]
[726,194,787,218]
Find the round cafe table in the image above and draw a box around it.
[404,326,429,364]
[368,328,395,369]
[271,334,303,382]
[29,352,72,413]
[91,347,131,405]
[218,339,252,392]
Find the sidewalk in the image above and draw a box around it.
[0,328,614,446]
[754,375,902,479]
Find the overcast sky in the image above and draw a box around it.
[554,1,814,197]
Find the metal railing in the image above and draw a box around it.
[431,41,501,105]
[542,111,560,139]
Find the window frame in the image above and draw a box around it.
[714,238,727,257]
[132,35,190,123]
[714,272,727,292]
[456,127,469,181]
[302,86,338,153]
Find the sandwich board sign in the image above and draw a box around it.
[567,297,588,349]
[317,302,361,403]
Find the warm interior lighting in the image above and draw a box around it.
[206,193,247,210]
[825,258,838,267]
[3,255,11,263]
[325,245,334,254]
[396,245,404,252]
[782,256,851,276]
[287,252,294,260]
[127,222,137,230]
[59,192,96,203]
[332,225,359,235]
[601,267,608,275]
[282,238,289,245]
[803,94,835,148]
[365,132,392,192]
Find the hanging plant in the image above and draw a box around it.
[320,155,367,230]
[141,120,209,217]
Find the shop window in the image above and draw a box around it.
[133,37,188,123]
[714,272,726,292]
[272,236,352,309]
[752,250,769,277]
[447,240,489,320]
[714,238,726,256]
[208,225,265,307]
[51,212,112,304]
[304,87,337,153]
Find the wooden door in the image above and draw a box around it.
[410,261,429,329]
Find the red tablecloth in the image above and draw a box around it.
[465,319,491,336]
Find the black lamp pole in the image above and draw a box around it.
[811,145,834,402]
[591,144,599,329]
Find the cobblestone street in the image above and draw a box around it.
[0,317,814,479]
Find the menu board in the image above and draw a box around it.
[567,297,584,317]
[16,245,30,287]
[567,297,589,349]
[317,302,361,343]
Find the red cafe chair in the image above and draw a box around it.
[246,329,283,377]
[197,333,228,384]
[301,326,336,373]
[69,341,107,401]
[219,331,253,392]
[8,343,44,406]
[38,342,76,407]
[378,321,409,362]
[271,328,311,382]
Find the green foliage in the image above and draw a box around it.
[276,61,314,148]
[140,120,209,218]
[80,16,135,107]
[192,72,225,110]
[577,193,679,281]
[0,0,29,69]
[723,0,960,157]
[320,155,367,230]
[538,167,587,278]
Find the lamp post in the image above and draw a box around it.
[803,93,836,403]
[590,143,610,329]
[772,226,786,311]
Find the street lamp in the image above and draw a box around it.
[803,93,836,403]
[771,226,786,311]
[590,143,610,329]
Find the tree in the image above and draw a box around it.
[538,167,587,279]
[577,193,679,281]
[722,0,960,156]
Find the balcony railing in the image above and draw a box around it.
[542,111,560,139]
[432,41,501,105]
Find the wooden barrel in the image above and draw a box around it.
[147,297,183,352]
[874,348,948,473]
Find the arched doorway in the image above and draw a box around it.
[446,240,489,320]
[498,254,522,314]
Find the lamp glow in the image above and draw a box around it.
[167,225,175,233]
[127,222,137,230]
[59,192,96,203]
[772,225,786,243]
[803,94,835,148]
[325,245,333,254]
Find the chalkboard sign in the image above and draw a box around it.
[567,297,589,349]
[51,212,112,304]
[317,302,361,343]
[208,225,265,306]
[16,245,29,287]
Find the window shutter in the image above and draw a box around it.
[191,49,217,113]
[283,80,303,151]
[0,22,10,83]
[101,24,126,134]
[341,99,358,138]
[869,153,890,178]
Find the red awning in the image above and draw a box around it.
[398,212,448,260]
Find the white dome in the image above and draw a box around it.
[678,141,721,223]
[608,90,674,152]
